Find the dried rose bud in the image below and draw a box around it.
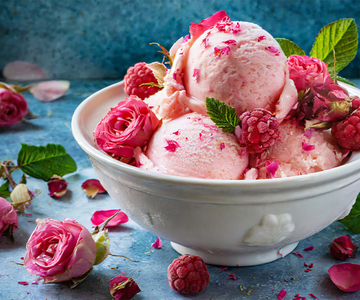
[81,179,106,198]
[48,175,68,198]
[109,276,140,300]
[330,235,358,260]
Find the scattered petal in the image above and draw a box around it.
[3,61,46,81]
[223,39,237,46]
[151,237,163,249]
[228,274,236,280]
[110,276,141,300]
[304,246,314,251]
[308,293,318,299]
[220,267,227,271]
[214,46,230,57]
[277,288,286,300]
[302,142,315,151]
[330,235,358,260]
[328,263,360,292]
[81,179,106,198]
[30,80,70,102]
[18,282,29,285]
[91,209,128,227]
[48,175,68,198]
[292,252,304,258]
[265,46,280,56]
[193,68,200,81]
[220,142,225,150]
[165,140,180,152]
[258,36,266,42]
[265,160,279,178]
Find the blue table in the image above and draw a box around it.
[1,79,360,300]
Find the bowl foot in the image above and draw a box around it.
[170,241,299,266]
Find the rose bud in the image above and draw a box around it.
[0,197,18,238]
[24,218,96,283]
[93,96,159,159]
[330,235,358,260]
[48,175,68,198]
[109,276,141,300]
[0,87,28,126]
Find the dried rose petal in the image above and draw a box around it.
[81,179,106,198]
[30,80,70,102]
[48,176,68,198]
[278,289,286,300]
[3,61,46,81]
[328,263,360,292]
[228,274,236,280]
[151,237,162,249]
[304,246,314,251]
[91,209,128,227]
[330,235,358,260]
[109,276,140,300]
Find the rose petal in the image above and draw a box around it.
[278,289,287,300]
[110,276,141,300]
[81,179,106,198]
[29,80,70,102]
[151,237,162,249]
[3,61,46,81]
[91,209,128,227]
[328,263,360,292]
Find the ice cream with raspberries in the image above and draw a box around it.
[94,10,359,180]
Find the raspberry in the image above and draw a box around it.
[167,254,210,294]
[240,108,280,154]
[331,109,360,150]
[124,62,160,99]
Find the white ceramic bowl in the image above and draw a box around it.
[72,81,360,266]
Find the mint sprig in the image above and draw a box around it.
[206,97,240,133]
[17,143,77,181]
[310,18,358,76]
[275,38,305,57]
[339,194,360,233]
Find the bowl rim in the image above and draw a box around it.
[71,80,360,188]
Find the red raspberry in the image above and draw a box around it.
[167,254,210,294]
[331,109,360,150]
[240,108,280,154]
[124,62,160,100]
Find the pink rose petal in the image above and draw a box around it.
[304,246,314,251]
[91,209,129,227]
[302,142,315,151]
[3,61,46,81]
[81,179,106,198]
[265,160,279,178]
[29,80,70,102]
[151,237,163,249]
[278,289,286,300]
[165,140,180,152]
[328,263,360,292]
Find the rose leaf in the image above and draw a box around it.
[339,193,360,234]
[17,143,77,181]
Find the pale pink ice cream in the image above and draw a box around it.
[183,21,297,118]
[135,112,249,179]
[257,120,346,178]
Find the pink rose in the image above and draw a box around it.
[287,55,333,93]
[24,218,97,283]
[0,197,18,237]
[0,88,28,126]
[94,96,159,158]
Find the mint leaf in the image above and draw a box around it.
[0,181,11,198]
[275,38,306,57]
[310,19,358,76]
[339,193,360,233]
[17,144,77,181]
[206,97,240,133]
[336,76,356,87]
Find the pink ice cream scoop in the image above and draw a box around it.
[136,112,249,179]
[183,20,295,117]
[257,119,346,178]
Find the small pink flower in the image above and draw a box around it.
[330,235,358,261]
[48,176,68,198]
[0,88,28,127]
[24,218,96,283]
[151,237,162,249]
[0,197,18,238]
[328,263,360,292]
[91,209,128,227]
[110,276,141,300]
[81,179,106,198]
[93,96,159,158]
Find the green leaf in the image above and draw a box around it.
[336,76,357,87]
[206,97,241,133]
[0,181,11,198]
[17,144,77,181]
[310,19,358,76]
[339,193,360,233]
[275,38,306,57]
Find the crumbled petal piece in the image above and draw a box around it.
[228,274,236,280]
[214,46,230,57]
[330,235,358,260]
[183,35,190,43]
[151,237,163,249]
[292,252,304,258]
[308,293,318,299]
[302,142,315,151]
[18,282,29,285]
[304,246,314,251]
[265,46,280,56]
[109,276,141,300]
[165,140,180,152]
[220,143,225,150]
[258,35,266,42]
[265,160,280,178]
[223,39,237,46]
[193,68,200,81]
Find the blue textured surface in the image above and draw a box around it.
[1,80,360,299]
[1,0,360,79]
